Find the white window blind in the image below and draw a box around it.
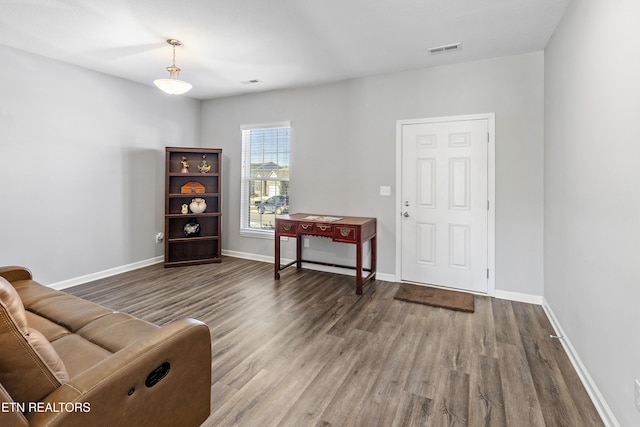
[240,123,291,236]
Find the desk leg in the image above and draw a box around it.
[274,233,281,280]
[296,235,303,269]
[356,239,363,295]
[371,235,377,280]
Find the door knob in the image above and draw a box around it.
[403,212,410,217]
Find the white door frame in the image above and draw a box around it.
[395,113,496,296]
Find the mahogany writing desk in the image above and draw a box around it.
[274,213,377,295]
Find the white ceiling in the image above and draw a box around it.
[0,0,569,100]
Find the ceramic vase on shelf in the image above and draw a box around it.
[189,198,207,213]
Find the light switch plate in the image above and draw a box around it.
[380,186,391,196]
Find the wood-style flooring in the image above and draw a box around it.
[67,257,604,427]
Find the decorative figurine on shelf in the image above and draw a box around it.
[181,204,189,214]
[183,219,201,237]
[198,154,211,173]
[180,156,189,173]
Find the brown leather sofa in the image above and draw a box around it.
[0,266,211,427]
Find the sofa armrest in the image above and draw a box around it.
[27,318,211,427]
[0,266,32,283]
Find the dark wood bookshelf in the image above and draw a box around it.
[164,147,222,267]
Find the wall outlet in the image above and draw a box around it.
[380,185,391,196]
[635,379,640,412]
[155,232,164,244]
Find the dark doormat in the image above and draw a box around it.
[394,283,475,313]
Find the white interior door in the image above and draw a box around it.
[400,118,489,293]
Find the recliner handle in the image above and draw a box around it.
[145,362,170,387]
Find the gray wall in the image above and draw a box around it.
[0,45,545,296]
[545,1,640,425]
[202,51,544,296]
[0,45,200,284]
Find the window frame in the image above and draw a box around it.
[239,121,291,238]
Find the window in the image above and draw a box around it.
[240,122,291,236]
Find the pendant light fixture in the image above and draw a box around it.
[154,39,192,95]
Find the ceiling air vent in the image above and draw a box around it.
[427,43,461,55]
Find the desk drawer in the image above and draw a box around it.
[313,223,333,237]
[333,226,357,243]
[277,221,297,237]
[297,222,315,234]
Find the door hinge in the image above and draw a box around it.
[487,132,490,143]
[487,200,490,210]
[487,269,490,279]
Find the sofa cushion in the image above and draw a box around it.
[0,277,69,406]
[76,312,159,352]
[13,279,114,332]
[51,334,113,378]
[24,311,71,342]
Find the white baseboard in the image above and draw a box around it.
[493,289,543,305]
[221,249,396,282]
[542,298,619,427]
[225,251,541,295]
[49,256,163,290]
[48,249,391,291]
[222,249,273,264]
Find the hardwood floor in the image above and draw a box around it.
[67,257,604,427]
